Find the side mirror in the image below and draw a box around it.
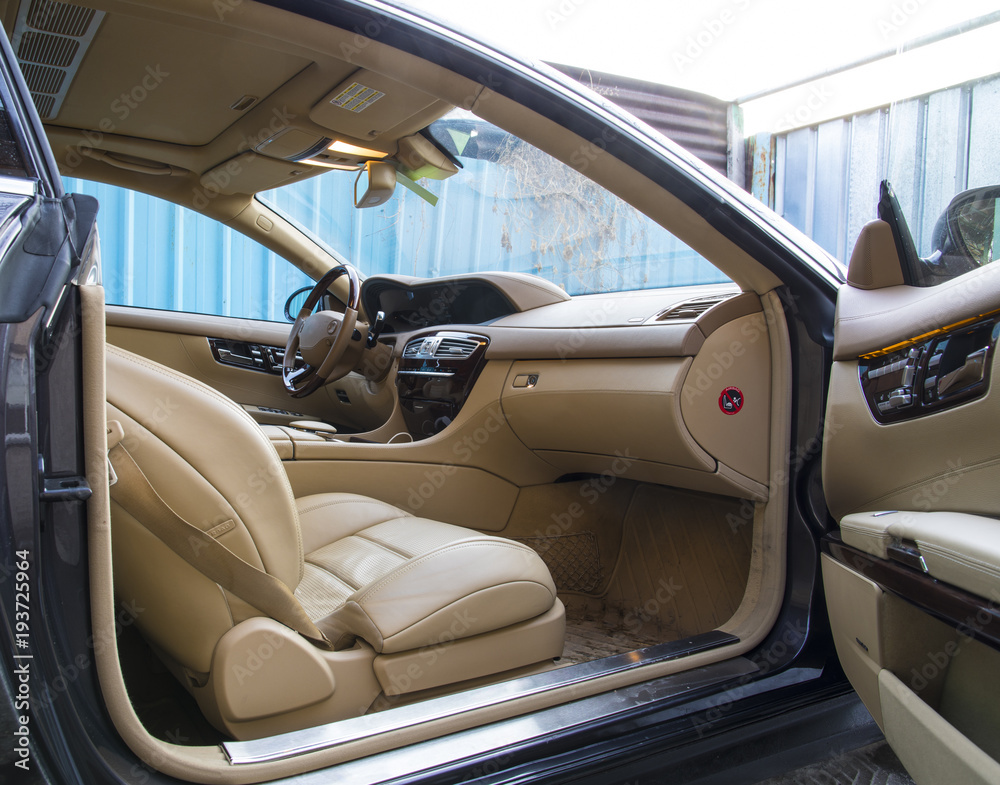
[939,186,999,267]
[354,161,396,208]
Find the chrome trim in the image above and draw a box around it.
[223,630,737,764]
[395,370,456,377]
[227,658,760,780]
[0,176,36,196]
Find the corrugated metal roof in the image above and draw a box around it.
[555,64,732,175]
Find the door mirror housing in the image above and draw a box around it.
[935,185,1000,268]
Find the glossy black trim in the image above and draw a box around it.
[823,534,1000,652]
[859,317,998,423]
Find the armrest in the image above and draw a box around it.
[841,511,1000,602]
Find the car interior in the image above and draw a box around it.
[3,0,999,783]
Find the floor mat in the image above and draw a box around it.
[560,614,664,665]
[117,620,224,746]
[564,485,754,645]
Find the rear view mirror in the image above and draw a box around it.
[354,161,396,208]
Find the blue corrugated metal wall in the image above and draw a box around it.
[65,145,728,320]
[751,73,1000,263]
[64,177,314,322]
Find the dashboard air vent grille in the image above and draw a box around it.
[435,337,478,358]
[654,292,737,321]
[403,335,482,359]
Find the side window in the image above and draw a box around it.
[62,179,313,321]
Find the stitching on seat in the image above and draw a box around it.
[853,455,1000,514]
[384,581,553,642]
[297,498,412,519]
[918,542,1000,580]
[302,557,362,592]
[354,530,417,558]
[354,540,539,604]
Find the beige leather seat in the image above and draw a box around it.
[105,345,564,740]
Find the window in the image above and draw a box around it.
[62,179,312,321]
[260,110,729,295]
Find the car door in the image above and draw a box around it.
[821,185,1000,784]
[0,23,105,781]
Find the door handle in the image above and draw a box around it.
[937,346,988,396]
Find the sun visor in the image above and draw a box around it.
[198,153,312,196]
[253,128,331,161]
[310,70,438,141]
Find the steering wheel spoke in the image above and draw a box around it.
[282,264,363,397]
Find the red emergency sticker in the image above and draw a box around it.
[719,386,744,415]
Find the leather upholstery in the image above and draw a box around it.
[846,220,905,290]
[841,510,1000,602]
[294,493,557,653]
[106,345,562,728]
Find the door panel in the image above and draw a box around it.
[822,223,1000,784]
[106,305,394,432]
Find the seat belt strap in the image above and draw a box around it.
[106,430,333,651]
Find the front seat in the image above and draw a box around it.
[105,345,564,740]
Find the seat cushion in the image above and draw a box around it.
[294,493,558,654]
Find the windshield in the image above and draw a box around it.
[261,109,729,294]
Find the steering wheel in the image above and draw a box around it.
[282,264,362,398]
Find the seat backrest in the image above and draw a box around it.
[106,345,303,675]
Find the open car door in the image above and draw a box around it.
[821,183,1000,784]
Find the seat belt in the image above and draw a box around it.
[106,421,334,651]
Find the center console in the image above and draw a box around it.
[395,331,489,439]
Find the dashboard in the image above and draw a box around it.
[360,278,518,333]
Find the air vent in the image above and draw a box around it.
[403,335,482,359]
[12,0,105,121]
[435,337,478,358]
[27,0,95,35]
[654,292,737,321]
[402,341,424,358]
[18,31,77,66]
[30,94,55,118]
[21,62,64,94]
